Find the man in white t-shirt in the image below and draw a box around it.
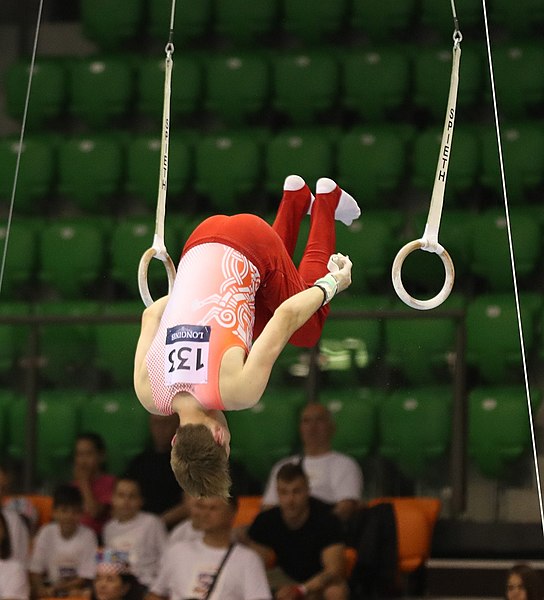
[148,496,271,600]
[0,510,29,600]
[166,495,204,548]
[261,402,363,524]
[29,485,97,597]
[102,477,167,588]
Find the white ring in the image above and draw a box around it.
[391,240,455,310]
[138,247,177,307]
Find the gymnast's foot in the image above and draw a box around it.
[283,175,314,211]
[315,177,361,226]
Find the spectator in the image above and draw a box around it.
[148,495,272,600]
[248,462,349,600]
[125,414,187,530]
[71,432,116,539]
[92,550,145,600]
[506,563,544,600]
[0,459,38,536]
[103,477,167,589]
[166,495,205,547]
[29,484,97,598]
[261,402,363,524]
[0,462,29,565]
[0,511,29,600]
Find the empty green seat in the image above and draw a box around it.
[271,51,340,124]
[204,54,270,125]
[68,57,133,127]
[214,0,278,43]
[469,386,541,478]
[0,302,31,379]
[226,388,302,480]
[81,391,150,475]
[341,48,410,121]
[322,387,380,462]
[80,0,144,49]
[8,391,86,482]
[94,302,142,387]
[412,45,482,121]
[469,209,541,289]
[0,219,38,297]
[148,0,212,44]
[489,42,544,119]
[264,131,333,197]
[35,300,100,385]
[282,0,347,43]
[0,391,14,455]
[125,135,191,208]
[337,127,406,207]
[480,122,544,204]
[491,0,544,35]
[379,386,453,478]
[194,134,262,212]
[39,219,105,297]
[136,55,202,121]
[466,293,537,383]
[5,58,66,127]
[0,137,55,213]
[57,136,123,212]
[350,0,416,40]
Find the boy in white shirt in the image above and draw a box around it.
[103,477,167,589]
[30,485,97,597]
[166,495,204,547]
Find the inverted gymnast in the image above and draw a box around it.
[134,175,360,499]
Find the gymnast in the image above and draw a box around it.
[134,175,360,499]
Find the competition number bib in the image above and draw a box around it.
[165,324,211,385]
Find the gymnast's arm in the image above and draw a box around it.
[134,296,170,414]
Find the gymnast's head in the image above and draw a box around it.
[170,423,231,500]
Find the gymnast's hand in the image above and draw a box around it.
[328,253,352,294]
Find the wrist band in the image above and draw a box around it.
[295,584,307,597]
[313,273,338,306]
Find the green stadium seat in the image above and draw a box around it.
[379,386,453,478]
[271,51,340,124]
[214,0,278,43]
[5,58,66,127]
[57,136,124,212]
[489,43,544,119]
[68,57,133,127]
[0,137,55,213]
[350,0,416,40]
[264,131,334,196]
[148,0,212,44]
[0,219,38,297]
[466,293,538,383]
[491,0,544,35]
[136,55,202,121]
[337,127,406,207]
[480,123,544,204]
[204,54,270,125]
[80,0,144,49]
[419,0,482,36]
[384,296,463,384]
[226,387,303,480]
[469,209,541,290]
[125,135,191,208]
[322,387,381,462]
[282,0,348,43]
[0,391,14,455]
[412,45,482,121]
[0,302,31,379]
[34,300,100,385]
[341,48,410,121]
[411,126,481,203]
[39,219,105,297]
[194,133,262,212]
[81,391,150,475]
[109,217,178,297]
[469,386,541,478]
[8,391,86,482]
[94,302,142,387]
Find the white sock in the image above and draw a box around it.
[316,177,361,226]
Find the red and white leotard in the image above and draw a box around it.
[146,243,260,414]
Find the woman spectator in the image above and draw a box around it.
[92,550,144,600]
[506,563,544,600]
